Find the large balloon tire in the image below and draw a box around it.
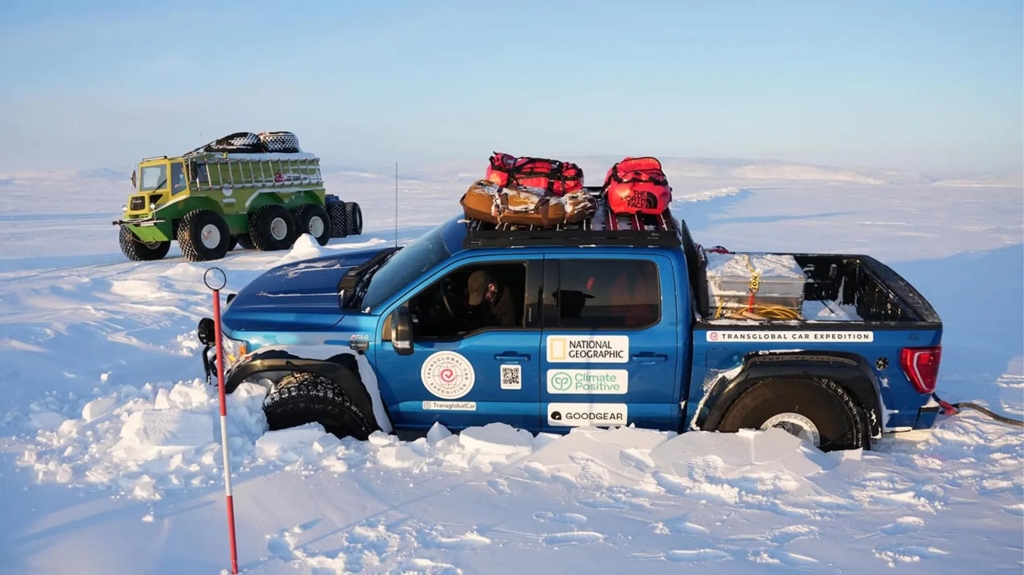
[176,209,231,262]
[248,204,297,251]
[328,201,348,238]
[263,372,375,441]
[119,225,170,261]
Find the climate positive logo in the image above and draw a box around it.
[550,372,574,392]
[546,369,628,394]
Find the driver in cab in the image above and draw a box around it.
[467,270,516,328]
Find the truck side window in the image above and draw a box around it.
[407,262,529,339]
[555,259,660,329]
[171,163,186,194]
[189,162,209,184]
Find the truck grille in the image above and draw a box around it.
[129,196,146,211]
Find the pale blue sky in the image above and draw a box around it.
[0,0,1020,177]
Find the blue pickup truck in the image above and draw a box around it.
[199,189,944,452]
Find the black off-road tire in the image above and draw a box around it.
[119,225,171,261]
[344,202,363,236]
[248,204,296,251]
[227,235,239,252]
[176,209,231,262]
[328,201,348,238]
[292,204,331,246]
[236,234,255,250]
[263,372,375,440]
[717,377,866,452]
[258,131,301,153]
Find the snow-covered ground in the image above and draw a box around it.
[0,159,1021,574]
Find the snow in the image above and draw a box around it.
[0,159,1021,574]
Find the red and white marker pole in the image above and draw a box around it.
[205,268,239,574]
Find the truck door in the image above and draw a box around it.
[539,253,683,432]
[376,256,544,433]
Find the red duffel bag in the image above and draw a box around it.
[485,152,584,196]
[603,156,672,215]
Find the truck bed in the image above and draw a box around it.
[678,223,941,328]
[695,253,941,326]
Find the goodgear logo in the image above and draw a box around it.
[547,403,628,427]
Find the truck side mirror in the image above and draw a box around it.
[391,307,413,355]
[131,170,137,189]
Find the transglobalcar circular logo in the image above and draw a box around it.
[421,351,475,399]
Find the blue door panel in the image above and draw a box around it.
[539,253,684,434]
[373,254,544,433]
[377,332,540,431]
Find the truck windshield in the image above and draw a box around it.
[360,225,451,310]
[139,165,167,191]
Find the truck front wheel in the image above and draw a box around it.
[176,209,231,261]
[262,372,375,440]
[119,225,170,261]
[716,377,866,452]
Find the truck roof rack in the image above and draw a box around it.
[462,186,682,249]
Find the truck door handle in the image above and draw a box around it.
[631,352,668,364]
[495,352,531,362]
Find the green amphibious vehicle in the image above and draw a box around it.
[113,131,363,262]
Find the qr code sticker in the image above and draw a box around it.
[500,364,522,390]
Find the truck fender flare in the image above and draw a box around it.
[698,351,883,440]
[225,349,381,432]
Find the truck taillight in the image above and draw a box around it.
[900,346,941,394]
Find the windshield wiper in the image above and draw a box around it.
[338,247,401,310]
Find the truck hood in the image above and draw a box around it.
[222,247,391,332]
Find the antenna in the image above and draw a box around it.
[394,161,399,248]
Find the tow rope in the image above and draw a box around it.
[934,392,1024,428]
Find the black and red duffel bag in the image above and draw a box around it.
[603,156,672,215]
[485,152,584,196]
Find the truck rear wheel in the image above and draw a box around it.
[263,371,375,440]
[293,204,331,246]
[119,225,170,261]
[328,201,348,238]
[237,234,255,250]
[248,204,296,251]
[716,377,866,452]
[344,202,363,236]
[177,209,231,261]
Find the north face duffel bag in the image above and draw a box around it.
[603,156,672,215]
[485,152,584,196]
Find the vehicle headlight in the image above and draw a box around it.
[150,202,156,211]
[221,335,250,371]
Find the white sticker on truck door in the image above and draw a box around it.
[547,403,628,427]
[546,335,629,363]
[705,330,874,343]
[547,369,628,394]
